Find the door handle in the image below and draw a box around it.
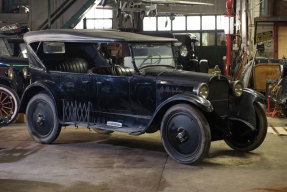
[82,80,90,84]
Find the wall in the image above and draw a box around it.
[256,23,274,58]
[273,0,287,16]
[3,0,28,12]
[0,13,28,25]
[247,0,260,55]
[29,0,95,30]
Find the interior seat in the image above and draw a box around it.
[55,58,89,73]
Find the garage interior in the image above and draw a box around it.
[1,0,287,192]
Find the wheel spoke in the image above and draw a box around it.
[2,95,9,103]
[0,92,2,102]
[3,106,12,110]
[2,101,12,106]
[1,109,9,115]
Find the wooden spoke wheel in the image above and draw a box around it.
[0,84,19,127]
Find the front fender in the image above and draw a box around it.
[19,80,62,113]
[156,93,214,113]
[230,88,266,128]
[142,93,213,134]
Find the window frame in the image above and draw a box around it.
[142,14,226,47]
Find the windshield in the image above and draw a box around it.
[0,38,11,56]
[132,43,175,69]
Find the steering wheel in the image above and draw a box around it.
[140,53,161,67]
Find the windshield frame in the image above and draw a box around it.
[0,37,12,57]
[129,42,176,72]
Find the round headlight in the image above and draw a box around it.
[22,67,28,79]
[180,46,188,57]
[197,83,209,99]
[7,68,14,80]
[233,81,243,97]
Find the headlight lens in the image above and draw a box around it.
[197,83,209,99]
[233,81,243,97]
[22,67,28,79]
[180,46,188,57]
[7,68,14,80]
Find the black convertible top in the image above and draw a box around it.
[24,29,177,44]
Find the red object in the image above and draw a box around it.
[226,0,233,11]
[225,0,233,76]
[266,98,283,117]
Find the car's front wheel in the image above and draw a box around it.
[224,102,267,152]
[26,93,61,144]
[161,104,211,165]
[0,84,19,127]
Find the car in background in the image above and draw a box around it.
[21,29,267,164]
[0,35,29,126]
[142,32,209,73]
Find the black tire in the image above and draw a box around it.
[224,102,267,152]
[26,93,61,144]
[0,84,20,127]
[93,128,114,135]
[160,104,211,165]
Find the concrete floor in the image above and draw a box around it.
[0,117,287,192]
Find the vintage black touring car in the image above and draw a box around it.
[21,29,267,164]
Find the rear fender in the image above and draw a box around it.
[19,81,62,115]
[0,77,16,90]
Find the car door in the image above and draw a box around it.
[89,73,134,128]
[129,74,157,117]
[90,74,130,113]
[60,72,90,103]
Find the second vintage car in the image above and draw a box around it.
[0,34,29,126]
[20,29,267,164]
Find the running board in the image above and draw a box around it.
[62,121,145,135]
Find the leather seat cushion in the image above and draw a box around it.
[56,58,89,73]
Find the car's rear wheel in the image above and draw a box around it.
[161,104,211,165]
[26,93,61,144]
[224,102,267,152]
[0,84,19,127]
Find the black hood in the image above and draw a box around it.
[143,67,223,86]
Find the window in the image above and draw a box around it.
[217,32,227,46]
[158,17,171,31]
[43,42,65,54]
[202,33,215,46]
[0,39,11,56]
[217,15,226,30]
[172,16,186,31]
[142,15,225,47]
[143,17,157,31]
[74,9,113,30]
[202,16,215,30]
[187,16,200,30]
